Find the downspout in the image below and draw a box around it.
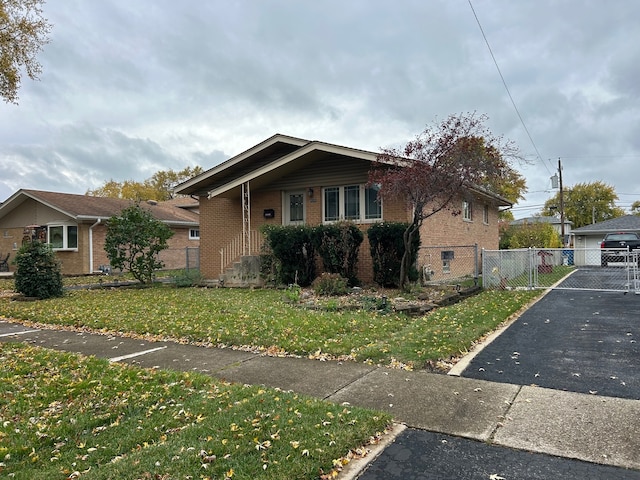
[89,219,101,273]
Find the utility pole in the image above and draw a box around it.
[558,158,565,246]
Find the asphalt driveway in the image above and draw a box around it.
[460,288,640,400]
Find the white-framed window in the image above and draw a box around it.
[323,184,382,223]
[462,200,472,221]
[48,223,78,250]
[483,204,489,224]
[189,228,200,240]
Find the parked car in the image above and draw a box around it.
[600,232,640,266]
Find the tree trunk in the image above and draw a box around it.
[399,220,419,290]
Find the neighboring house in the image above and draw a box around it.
[510,216,573,243]
[174,133,511,285]
[571,215,640,251]
[0,190,200,275]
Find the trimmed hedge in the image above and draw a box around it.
[261,225,316,286]
[312,222,363,286]
[367,222,420,288]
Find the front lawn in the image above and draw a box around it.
[0,285,540,369]
[0,281,542,478]
[0,342,391,479]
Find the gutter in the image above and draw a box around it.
[89,218,101,273]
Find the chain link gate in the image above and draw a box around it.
[483,248,640,294]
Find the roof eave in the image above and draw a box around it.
[207,141,378,199]
[175,134,310,195]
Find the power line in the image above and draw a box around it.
[468,0,551,177]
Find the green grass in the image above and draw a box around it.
[0,280,542,478]
[0,342,391,480]
[0,285,540,368]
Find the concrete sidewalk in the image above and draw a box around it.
[1,320,639,474]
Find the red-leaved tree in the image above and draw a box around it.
[368,112,521,289]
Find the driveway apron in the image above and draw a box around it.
[460,289,640,399]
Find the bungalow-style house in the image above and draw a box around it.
[0,189,200,275]
[174,134,511,286]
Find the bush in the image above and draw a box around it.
[260,225,316,287]
[104,204,174,284]
[312,272,349,296]
[312,222,363,286]
[367,222,420,288]
[171,269,203,288]
[14,242,63,299]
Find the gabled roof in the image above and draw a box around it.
[572,215,640,234]
[174,133,512,206]
[175,133,379,198]
[0,190,199,226]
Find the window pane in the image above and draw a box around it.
[463,201,472,220]
[344,185,360,220]
[365,185,382,219]
[289,193,304,222]
[324,187,339,221]
[67,226,78,248]
[49,226,63,248]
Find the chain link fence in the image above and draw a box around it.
[418,244,479,286]
[157,247,200,272]
[483,247,640,293]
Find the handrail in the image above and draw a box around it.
[219,230,264,274]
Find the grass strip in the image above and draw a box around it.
[0,286,542,369]
[0,342,391,480]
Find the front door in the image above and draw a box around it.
[284,192,305,225]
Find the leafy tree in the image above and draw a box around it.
[369,113,520,289]
[104,204,174,284]
[504,221,561,248]
[0,0,51,104]
[542,181,625,228]
[147,167,203,199]
[498,219,513,249]
[88,166,204,201]
[631,200,640,216]
[484,166,527,220]
[14,241,63,299]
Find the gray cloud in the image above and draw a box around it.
[1,0,639,215]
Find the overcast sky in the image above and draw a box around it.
[2,0,639,218]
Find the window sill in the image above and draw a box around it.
[323,218,383,225]
[52,248,78,252]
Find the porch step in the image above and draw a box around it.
[219,255,264,287]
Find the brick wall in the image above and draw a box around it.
[200,188,502,286]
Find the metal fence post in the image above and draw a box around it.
[474,243,479,285]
